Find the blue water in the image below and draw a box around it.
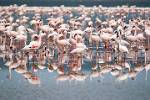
[0,3,150,100]
[0,0,150,7]
[0,66,150,100]
[0,52,150,100]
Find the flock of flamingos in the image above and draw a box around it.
[0,5,150,85]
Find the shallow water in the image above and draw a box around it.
[0,66,150,100]
[1,5,150,100]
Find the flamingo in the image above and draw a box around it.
[145,26,150,63]
[56,34,70,46]
[47,64,54,72]
[56,74,70,82]
[7,61,19,79]
[145,25,150,49]
[1,5,150,83]
[118,43,129,53]
[15,31,27,41]
[70,47,87,54]
[100,32,113,41]
[5,25,13,31]
[99,67,112,75]
[27,76,40,85]
[116,73,128,81]
[38,64,46,70]
[126,34,138,42]
[113,64,123,70]
[111,69,120,76]
[23,72,33,79]
[23,34,42,50]
[17,25,26,32]
[71,73,87,81]
[128,70,138,80]
[5,30,19,37]
[116,39,130,46]
[89,32,101,50]
[51,63,58,70]
[26,28,36,34]
[15,65,27,74]
[39,25,51,33]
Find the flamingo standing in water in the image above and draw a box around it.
[99,67,112,75]
[5,56,19,79]
[56,34,70,53]
[1,5,150,84]
[15,31,27,49]
[47,64,54,72]
[23,34,42,50]
[70,45,87,54]
[111,69,120,77]
[56,74,70,82]
[144,25,150,63]
[118,43,129,53]
[145,25,150,49]
[71,72,87,81]
[27,76,41,85]
[89,32,101,50]
[15,65,27,74]
[128,70,138,80]
[116,73,128,81]
[23,71,33,79]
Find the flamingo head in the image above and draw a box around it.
[32,34,39,41]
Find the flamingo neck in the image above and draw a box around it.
[10,36,14,46]
[38,35,42,45]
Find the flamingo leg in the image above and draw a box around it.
[145,51,147,64]
[145,70,148,80]
[96,41,99,51]
[148,36,149,49]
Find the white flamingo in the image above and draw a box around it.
[117,73,128,81]
[111,69,120,76]
[56,74,70,82]
[23,34,42,50]
[28,76,41,85]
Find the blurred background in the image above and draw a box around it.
[0,0,150,7]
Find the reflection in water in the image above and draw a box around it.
[0,5,150,85]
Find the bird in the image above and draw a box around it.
[23,34,42,50]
